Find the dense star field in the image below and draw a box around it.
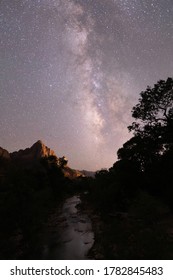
[0,0,173,170]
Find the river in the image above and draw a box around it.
[41,195,94,259]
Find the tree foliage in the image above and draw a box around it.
[129,77,173,145]
[118,77,173,170]
[86,77,173,260]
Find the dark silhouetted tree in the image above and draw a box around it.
[118,78,173,170]
[129,77,173,148]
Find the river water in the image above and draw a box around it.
[41,195,94,259]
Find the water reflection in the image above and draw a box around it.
[42,196,94,259]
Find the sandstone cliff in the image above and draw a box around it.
[1,140,88,180]
[0,147,11,160]
[10,140,56,162]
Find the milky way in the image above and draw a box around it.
[0,0,173,170]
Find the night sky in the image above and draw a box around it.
[0,0,173,171]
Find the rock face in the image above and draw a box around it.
[0,147,11,160]
[80,170,95,178]
[0,141,92,180]
[10,140,56,162]
[62,166,84,179]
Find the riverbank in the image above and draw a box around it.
[81,191,173,260]
[78,194,105,259]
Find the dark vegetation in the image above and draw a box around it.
[84,77,173,259]
[0,155,74,259]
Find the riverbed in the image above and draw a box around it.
[41,195,94,259]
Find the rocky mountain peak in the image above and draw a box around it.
[34,140,43,146]
[31,140,56,159]
[10,140,56,161]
